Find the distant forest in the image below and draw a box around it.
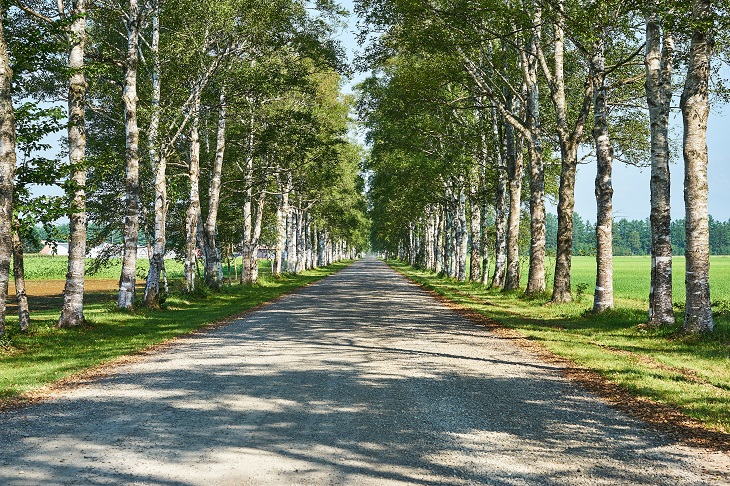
[546,214,730,257]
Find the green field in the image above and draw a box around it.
[390,257,730,437]
[11,254,272,281]
[556,255,730,304]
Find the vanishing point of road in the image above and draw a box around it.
[1,258,728,485]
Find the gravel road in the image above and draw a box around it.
[1,257,728,485]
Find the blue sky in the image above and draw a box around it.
[337,0,730,222]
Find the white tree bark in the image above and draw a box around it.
[681,0,714,333]
[490,109,507,289]
[524,11,546,295]
[287,209,298,273]
[504,115,523,291]
[295,205,306,273]
[144,0,166,308]
[273,172,291,275]
[591,35,615,314]
[118,0,141,309]
[184,92,202,293]
[0,14,16,335]
[456,185,468,282]
[59,0,88,328]
[203,90,226,288]
[12,222,29,331]
[646,13,675,327]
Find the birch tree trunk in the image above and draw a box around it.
[0,16,15,335]
[469,182,482,283]
[243,192,265,283]
[681,0,714,333]
[456,185,468,282]
[304,214,312,270]
[444,194,454,277]
[203,91,226,288]
[538,1,592,304]
[646,14,675,327]
[591,36,615,313]
[524,19,546,295]
[144,0,166,308]
[317,229,326,267]
[434,207,443,274]
[274,174,291,275]
[240,180,254,283]
[552,141,578,302]
[118,0,141,309]
[478,127,490,285]
[12,222,29,332]
[504,119,523,291]
[184,92,201,293]
[311,222,318,269]
[491,110,507,288]
[59,0,88,328]
[296,206,306,273]
[287,210,298,273]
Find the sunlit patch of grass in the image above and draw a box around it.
[0,261,351,404]
[389,259,730,435]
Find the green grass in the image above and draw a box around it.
[0,261,351,404]
[12,254,273,281]
[566,255,730,304]
[389,258,730,435]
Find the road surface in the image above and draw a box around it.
[0,258,728,485]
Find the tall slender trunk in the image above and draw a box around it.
[646,14,675,327]
[296,206,306,273]
[491,110,507,288]
[204,90,226,288]
[274,173,290,275]
[444,193,454,278]
[184,92,201,293]
[504,117,523,291]
[524,17,546,295]
[681,0,713,333]
[243,192,265,283]
[434,207,443,274]
[456,185,468,282]
[552,142,578,302]
[59,0,88,328]
[118,0,140,309]
[540,1,592,303]
[478,125,490,285]
[287,209,298,273]
[12,222,29,331]
[144,0,165,308]
[304,214,312,270]
[592,36,614,313]
[469,193,481,283]
[311,222,319,269]
[0,12,16,335]
[317,230,326,267]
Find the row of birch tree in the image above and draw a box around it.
[357,0,728,333]
[0,0,368,336]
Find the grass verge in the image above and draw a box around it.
[0,261,352,408]
[387,260,730,451]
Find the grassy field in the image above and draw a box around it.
[389,257,730,437]
[0,260,352,405]
[564,255,730,304]
[11,254,273,281]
